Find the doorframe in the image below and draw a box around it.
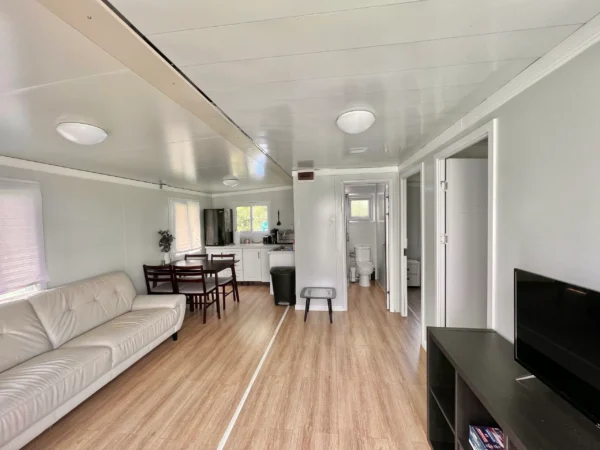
[399,162,426,347]
[335,170,401,314]
[435,120,498,329]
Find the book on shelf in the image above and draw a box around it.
[468,425,505,450]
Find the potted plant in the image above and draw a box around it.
[158,230,174,264]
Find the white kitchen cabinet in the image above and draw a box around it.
[261,249,271,282]
[242,249,262,281]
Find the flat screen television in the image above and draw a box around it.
[515,269,600,425]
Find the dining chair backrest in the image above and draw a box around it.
[172,265,208,292]
[143,264,174,294]
[185,253,208,261]
[211,253,236,261]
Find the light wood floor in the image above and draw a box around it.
[25,283,427,450]
[407,287,422,320]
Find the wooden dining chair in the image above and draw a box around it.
[173,265,219,323]
[143,265,176,295]
[211,253,239,310]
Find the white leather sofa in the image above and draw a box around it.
[0,271,185,450]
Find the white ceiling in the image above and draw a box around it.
[107,0,600,172]
[3,0,600,192]
[0,0,290,193]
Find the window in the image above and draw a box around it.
[235,204,269,232]
[170,199,201,254]
[349,196,373,221]
[0,179,48,302]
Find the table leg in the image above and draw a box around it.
[232,264,240,302]
[327,298,333,324]
[304,298,311,322]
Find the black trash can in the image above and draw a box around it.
[270,266,296,306]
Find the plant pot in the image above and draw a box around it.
[162,253,171,265]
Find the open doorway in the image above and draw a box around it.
[406,172,422,320]
[344,182,390,309]
[435,122,496,330]
[400,164,425,345]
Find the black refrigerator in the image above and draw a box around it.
[204,209,233,246]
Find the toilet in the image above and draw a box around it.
[354,245,374,287]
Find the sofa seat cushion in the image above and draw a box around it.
[62,308,179,367]
[0,346,111,447]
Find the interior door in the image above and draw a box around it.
[385,186,390,310]
[401,178,408,315]
[445,159,488,328]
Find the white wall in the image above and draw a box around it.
[406,182,421,261]
[408,40,600,342]
[0,165,211,292]
[294,176,339,308]
[211,188,293,240]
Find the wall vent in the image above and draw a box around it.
[297,171,315,183]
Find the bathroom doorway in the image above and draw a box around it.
[344,182,390,309]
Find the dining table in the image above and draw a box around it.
[171,259,240,308]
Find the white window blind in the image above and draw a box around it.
[170,199,202,254]
[0,180,48,295]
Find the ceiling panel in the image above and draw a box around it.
[148,0,597,66]
[0,0,124,94]
[0,0,292,192]
[184,27,572,89]
[203,61,517,104]
[112,0,422,35]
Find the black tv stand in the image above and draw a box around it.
[427,328,600,450]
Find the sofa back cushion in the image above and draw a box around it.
[0,300,53,372]
[29,272,137,348]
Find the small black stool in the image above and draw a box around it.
[300,287,337,324]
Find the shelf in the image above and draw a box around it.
[430,386,456,433]
[459,437,472,450]
[430,441,455,450]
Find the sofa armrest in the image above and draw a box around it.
[131,294,185,311]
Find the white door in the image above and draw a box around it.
[445,159,488,328]
[384,187,390,310]
[401,178,408,315]
[243,249,262,281]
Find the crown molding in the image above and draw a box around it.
[398,13,600,171]
[0,156,211,197]
[211,186,293,198]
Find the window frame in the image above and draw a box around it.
[348,194,374,222]
[234,202,270,233]
[169,198,202,257]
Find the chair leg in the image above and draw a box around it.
[172,332,178,341]
[304,298,311,322]
[222,285,226,311]
[202,295,207,324]
[189,295,194,312]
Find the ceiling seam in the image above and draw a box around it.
[175,23,582,68]
[203,59,534,91]
[144,0,423,36]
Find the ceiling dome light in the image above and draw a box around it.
[336,110,375,134]
[56,122,108,145]
[222,175,239,187]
